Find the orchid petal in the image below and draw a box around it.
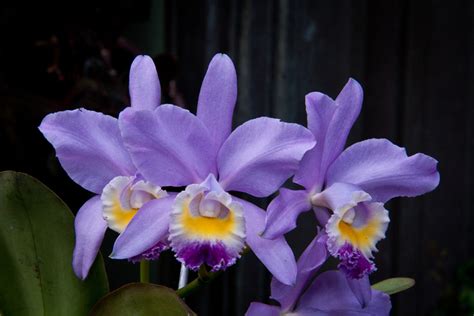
[296,79,363,193]
[326,138,440,202]
[295,308,372,316]
[262,189,310,239]
[110,195,175,259]
[129,55,161,110]
[72,196,107,280]
[298,270,391,315]
[218,117,315,197]
[39,109,135,194]
[314,206,331,226]
[297,232,329,274]
[235,197,297,285]
[119,105,216,186]
[347,275,372,308]
[197,53,237,149]
[330,78,364,145]
[245,303,281,316]
[294,92,336,190]
[271,231,328,311]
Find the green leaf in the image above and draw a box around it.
[372,277,415,295]
[0,171,109,315]
[90,283,196,316]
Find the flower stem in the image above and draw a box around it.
[176,265,222,298]
[176,247,250,298]
[140,260,150,283]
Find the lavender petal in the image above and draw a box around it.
[129,55,161,110]
[39,109,135,194]
[197,53,238,149]
[218,117,315,197]
[245,303,281,316]
[235,197,297,286]
[327,138,440,203]
[270,231,328,311]
[294,92,337,191]
[297,270,391,315]
[263,188,311,239]
[111,196,175,259]
[72,196,107,279]
[119,105,216,186]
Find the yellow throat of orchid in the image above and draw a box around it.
[101,176,166,233]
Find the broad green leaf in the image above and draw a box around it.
[0,171,109,315]
[372,277,415,295]
[90,283,196,316]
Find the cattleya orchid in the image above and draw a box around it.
[110,53,316,285]
[246,233,391,315]
[39,55,169,279]
[263,79,440,279]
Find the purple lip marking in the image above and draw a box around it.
[128,241,169,263]
[336,243,376,279]
[175,241,239,271]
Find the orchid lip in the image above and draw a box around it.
[324,201,389,280]
[101,175,167,233]
[169,174,246,271]
[326,201,389,258]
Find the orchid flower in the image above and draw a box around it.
[111,53,316,285]
[263,79,440,279]
[246,232,391,315]
[39,55,169,279]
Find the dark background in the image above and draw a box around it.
[0,1,472,315]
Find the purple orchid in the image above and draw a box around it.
[246,232,392,315]
[263,79,440,279]
[39,55,170,279]
[111,53,316,285]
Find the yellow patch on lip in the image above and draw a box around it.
[168,177,246,268]
[338,218,380,251]
[105,200,138,233]
[179,202,237,239]
[327,201,389,259]
[101,176,165,233]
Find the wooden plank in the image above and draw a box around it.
[397,1,471,314]
[361,4,406,313]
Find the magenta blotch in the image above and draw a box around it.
[336,243,376,279]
